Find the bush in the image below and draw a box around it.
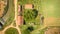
[19,25,30,34]
[27,26,34,32]
[24,9,38,22]
[23,20,26,25]
[5,27,19,34]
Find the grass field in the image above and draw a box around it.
[3,0,15,27]
[41,0,60,26]
[41,0,60,18]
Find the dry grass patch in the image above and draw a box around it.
[44,17,56,26]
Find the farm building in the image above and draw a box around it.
[25,4,34,9]
[17,5,23,25]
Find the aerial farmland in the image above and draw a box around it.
[0,0,60,34]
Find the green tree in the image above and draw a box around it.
[24,9,38,22]
[5,28,19,34]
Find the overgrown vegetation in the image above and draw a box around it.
[13,20,16,27]
[19,25,30,34]
[19,25,34,34]
[18,0,41,24]
[24,9,38,23]
[5,27,19,34]
[3,0,15,27]
[18,0,43,34]
[19,24,40,34]
[3,0,9,17]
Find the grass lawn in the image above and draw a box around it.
[41,0,60,26]
[19,25,30,34]
[13,21,16,27]
[5,27,19,34]
[3,0,15,27]
[41,0,60,18]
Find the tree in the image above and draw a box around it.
[5,28,19,34]
[27,26,34,32]
[24,9,38,22]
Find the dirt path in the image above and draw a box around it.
[0,22,14,34]
[2,21,21,34]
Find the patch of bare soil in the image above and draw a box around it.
[44,17,60,26]
[44,17,56,26]
[0,10,4,17]
[0,31,4,34]
[45,27,60,34]
[0,1,6,18]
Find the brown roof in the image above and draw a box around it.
[17,16,23,25]
[17,5,23,25]
[25,4,34,9]
[18,5,21,12]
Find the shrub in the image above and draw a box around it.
[24,9,38,22]
[5,27,19,34]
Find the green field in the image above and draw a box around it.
[41,0,60,18]
[41,0,60,26]
[3,0,15,27]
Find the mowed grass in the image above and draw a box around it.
[41,0,60,18]
[3,0,15,27]
[41,0,60,26]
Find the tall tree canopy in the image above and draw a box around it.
[24,9,38,22]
